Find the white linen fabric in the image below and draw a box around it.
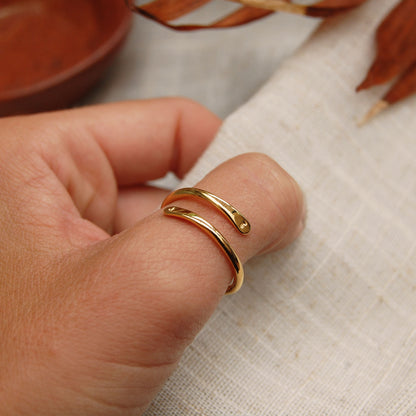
[83,5,317,118]
[144,0,416,414]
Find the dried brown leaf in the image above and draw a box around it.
[125,0,273,29]
[127,0,416,122]
[230,0,368,17]
[361,62,416,125]
[126,0,367,29]
[139,0,211,21]
[384,61,416,104]
[357,0,416,91]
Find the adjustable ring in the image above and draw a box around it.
[162,187,251,294]
[163,206,244,295]
[161,187,251,234]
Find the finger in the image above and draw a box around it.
[2,98,220,240]
[114,185,170,233]
[51,97,221,184]
[69,153,305,409]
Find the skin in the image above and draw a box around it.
[0,98,305,415]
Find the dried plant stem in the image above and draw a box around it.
[358,100,389,126]
[227,0,307,15]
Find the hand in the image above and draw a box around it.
[0,98,304,415]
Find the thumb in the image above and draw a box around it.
[67,153,304,412]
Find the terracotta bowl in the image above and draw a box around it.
[0,0,132,116]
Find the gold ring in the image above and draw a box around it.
[163,206,244,294]
[161,187,251,234]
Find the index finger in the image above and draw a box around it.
[55,98,221,185]
[0,98,220,240]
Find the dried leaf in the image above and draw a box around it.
[139,0,211,21]
[360,62,416,124]
[230,0,369,17]
[126,0,368,29]
[357,0,416,91]
[127,0,416,123]
[125,0,272,30]
[384,61,416,104]
[357,0,416,123]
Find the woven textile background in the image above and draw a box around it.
[84,5,316,118]
[144,0,416,414]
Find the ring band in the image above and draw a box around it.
[163,206,244,295]
[161,187,251,234]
